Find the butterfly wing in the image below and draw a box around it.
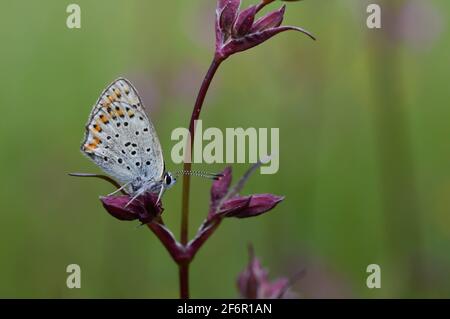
[81,78,164,187]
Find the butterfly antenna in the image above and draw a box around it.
[175,170,223,180]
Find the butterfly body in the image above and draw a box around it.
[81,78,176,197]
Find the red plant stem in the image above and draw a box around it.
[188,219,223,259]
[179,217,221,299]
[179,263,190,299]
[146,222,187,264]
[179,58,223,299]
[181,58,223,245]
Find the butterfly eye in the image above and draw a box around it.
[165,174,172,185]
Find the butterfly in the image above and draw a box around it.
[80,78,176,203]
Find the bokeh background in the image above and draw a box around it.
[0,0,449,298]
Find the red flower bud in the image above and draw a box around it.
[223,194,284,218]
[232,6,257,38]
[100,192,163,224]
[251,5,285,32]
[238,246,296,299]
[215,0,315,60]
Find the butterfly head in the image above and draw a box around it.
[163,171,176,189]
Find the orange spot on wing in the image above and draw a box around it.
[84,143,97,152]
[94,124,102,132]
[93,137,101,145]
[99,114,109,124]
[108,93,119,103]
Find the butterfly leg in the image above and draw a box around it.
[125,187,145,207]
[156,184,165,205]
[107,181,131,196]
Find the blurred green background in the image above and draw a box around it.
[0,0,449,298]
